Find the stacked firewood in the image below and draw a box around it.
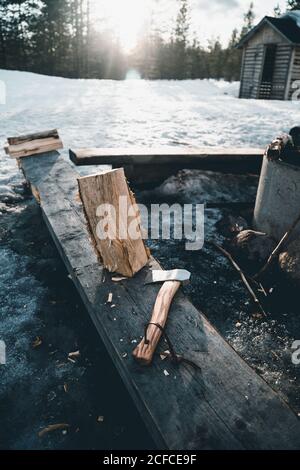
[266,126,300,164]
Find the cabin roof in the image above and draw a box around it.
[238,13,300,48]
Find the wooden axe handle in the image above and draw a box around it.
[132,280,181,366]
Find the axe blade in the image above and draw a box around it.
[145,269,191,285]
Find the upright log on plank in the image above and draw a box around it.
[78,168,150,277]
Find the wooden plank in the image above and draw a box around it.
[78,169,150,277]
[19,151,300,450]
[6,137,63,159]
[70,147,264,165]
[70,147,264,185]
[7,129,59,145]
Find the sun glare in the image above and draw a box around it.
[93,0,151,52]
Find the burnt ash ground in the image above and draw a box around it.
[0,171,300,450]
[0,184,153,450]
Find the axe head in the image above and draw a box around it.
[145,269,191,285]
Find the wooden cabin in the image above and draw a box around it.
[238,12,300,100]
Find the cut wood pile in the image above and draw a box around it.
[266,126,300,165]
[4,129,63,159]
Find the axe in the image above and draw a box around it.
[132,269,191,366]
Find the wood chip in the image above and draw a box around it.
[112,276,128,282]
[160,350,170,361]
[252,312,263,320]
[49,350,58,356]
[164,369,170,377]
[68,350,80,359]
[32,337,42,349]
[38,423,70,438]
[107,293,113,303]
[64,383,68,393]
[97,416,104,423]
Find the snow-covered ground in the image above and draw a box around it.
[1,69,300,202]
[2,70,300,151]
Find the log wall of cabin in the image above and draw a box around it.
[272,44,293,100]
[239,44,264,99]
[286,46,300,100]
[239,23,293,100]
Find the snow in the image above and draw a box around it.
[282,11,300,28]
[1,69,300,195]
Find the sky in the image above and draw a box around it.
[92,0,289,51]
[190,0,288,44]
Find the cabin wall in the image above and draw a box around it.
[287,46,300,100]
[247,23,287,47]
[239,23,293,100]
[239,44,264,99]
[271,44,293,100]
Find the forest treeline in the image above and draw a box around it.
[0,0,299,80]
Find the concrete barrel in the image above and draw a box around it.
[253,156,300,241]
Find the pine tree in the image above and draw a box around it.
[174,0,189,46]
[172,0,190,79]
[223,29,242,82]
[0,1,9,67]
[29,1,71,75]
[287,0,300,10]
[207,39,225,79]
[240,2,255,39]
[274,4,282,16]
[0,0,40,70]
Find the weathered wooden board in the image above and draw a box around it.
[7,137,63,159]
[7,129,59,145]
[19,151,300,450]
[70,147,264,164]
[6,129,63,159]
[69,147,264,186]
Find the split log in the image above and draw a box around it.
[7,138,63,159]
[266,134,293,161]
[279,239,300,285]
[7,129,59,145]
[5,129,63,159]
[78,168,150,277]
[255,211,300,279]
